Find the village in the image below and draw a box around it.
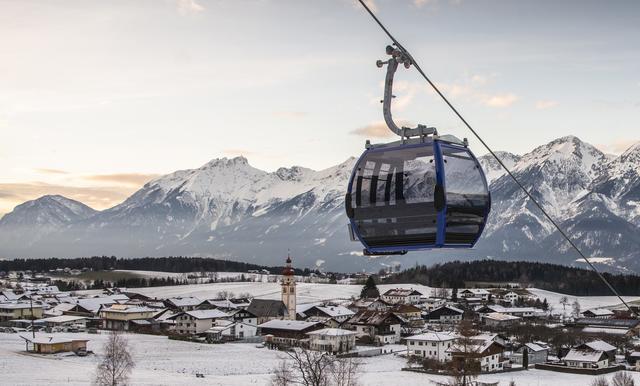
[2,255,640,385]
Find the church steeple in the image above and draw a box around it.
[281,251,296,320]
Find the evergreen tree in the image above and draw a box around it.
[360,276,380,299]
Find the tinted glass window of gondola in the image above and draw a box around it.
[441,145,489,244]
[350,145,438,248]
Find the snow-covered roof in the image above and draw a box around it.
[167,297,202,307]
[20,334,89,345]
[523,343,546,352]
[583,308,614,316]
[258,319,321,331]
[306,328,357,337]
[564,349,605,363]
[0,302,42,310]
[313,305,355,318]
[40,315,88,324]
[101,304,156,314]
[582,327,628,335]
[584,340,616,352]
[483,312,520,321]
[183,309,229,320]
[406,332,457,342]
[461,289,490,295]
[382,288,423,297]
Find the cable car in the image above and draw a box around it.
[346,45,491,255]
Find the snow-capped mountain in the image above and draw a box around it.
[2,136,640,272]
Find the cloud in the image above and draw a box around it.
[35,168,69,175]
[176,0,204,15]
[535,100,559,110]
[0,182,134,214]
[83,173,159,186]
[482,93,519,108]
[272,111,308,119]
[350,120,414,138]
[596,139,640,154]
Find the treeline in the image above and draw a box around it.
[0,256,315,276]
[51,277,195,291]
[383,260,640,296]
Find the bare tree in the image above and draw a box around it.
[270,360,294,386]
[271,347,360,386]
[559,296,569,312]
[94,331,135,386]
[591,377,609,386]
[572,299,581,318]
[612,372,635,386]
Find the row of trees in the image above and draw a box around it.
[1,256,317,276]
[383,260,640,296]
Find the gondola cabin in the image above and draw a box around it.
[346,138,490,254]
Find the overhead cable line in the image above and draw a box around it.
[356,0,635,316]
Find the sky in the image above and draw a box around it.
[1,0,639,215]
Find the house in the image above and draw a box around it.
[307,328,357,354]
[563,340,616,369]
[172,309,230,335]
[476,305,540,318]
[164,297,202,312]
[381,289,423,304]
[502,291,520,305]
[348,298,391,312]
[99,304,158,331]
[258,319,325,347]
[40,315,88,329]
[246,299,288,324]
[420,297,446,312]
[426,305,464,324]
[482,312,520,327]
[228,309,258,325]
[302,305,355,324]
[574,318,640,337]
[391,304,422,320]
[0,302,44,321]
[347,310,403,344]
[205,319,257,342]
[43,302,75,317]
[511,343,548,366]
[459,289,491,302]
[66,295,129,317]
[406,332,457,362]
[582,308,614,319]
[447,339,506,373]
[20,335,88,354]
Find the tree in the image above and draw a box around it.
[559,296,569,312]
[572,299,581,318]
[273,347,361,386]
[451,287,458,302]
[94,331,135,386]
[542,298,549,311]
[591,377,609,386]
[360,276,379,299]
[612,372,635,386]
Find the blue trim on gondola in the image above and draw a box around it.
[433,141,446,247]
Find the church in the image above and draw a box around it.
[281,253,297,320]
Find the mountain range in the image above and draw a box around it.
[2,135,640,273]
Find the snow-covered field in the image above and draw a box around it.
[2,332,640,386]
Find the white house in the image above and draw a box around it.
[306,328,357,353]
[459,289,491,301]
[406,332,457,362]
[381,289,423,305]
[511,343,548,366]
[582,308,614,319]
[426,305,464,324]
[447,339,506,373]
[205,319,257,341]
[173,309,230,335]
[563,340,616,369]
[482,312,520,327]
[502,291,520,305]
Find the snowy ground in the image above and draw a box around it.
[2,332,640,386]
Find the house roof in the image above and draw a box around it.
[382,288,423,297]
[347,310,403,326]
[100,304,156,314]
[461,289,490,295]
[258,319,322,331]
[0,302,43,310]
[166,297,202,308]
[583,340,616,352]
[406,332,457,342]
[575,318,640,328]
[582,327,629,335]
[583,308,614,316]
[247,299,287,318]
[40,315,88,324]
[313,305,355,318]
[307,328,357,337]
[564,349,606,363]
[483,312,520,321]
[521,343,547,352]
[20,334,88,345]
[183,309,229,320]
